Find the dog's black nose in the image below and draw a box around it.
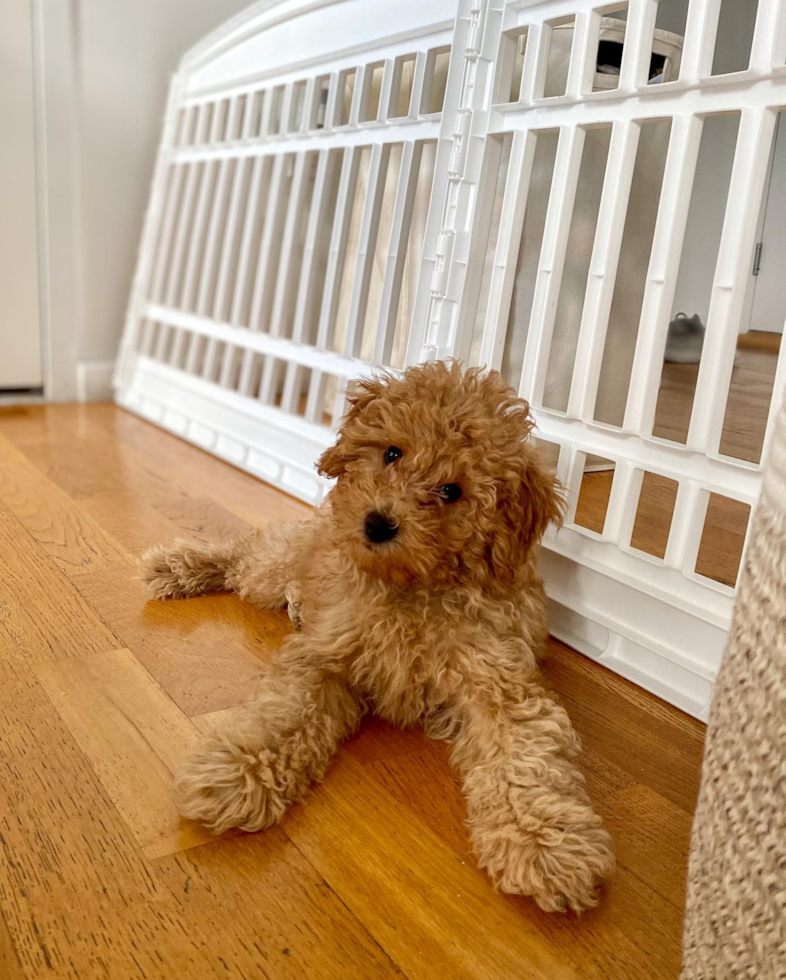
[365,511,398,543]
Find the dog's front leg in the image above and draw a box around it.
[437,680,615,913]
[174,636,362,834]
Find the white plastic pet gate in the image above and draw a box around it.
[116,0,786,719]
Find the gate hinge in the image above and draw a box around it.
[466,1,489,58]
[752,241,763,276]
[430,231,455,296]
[448,109,472,178]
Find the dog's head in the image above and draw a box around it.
[318,362,563,588]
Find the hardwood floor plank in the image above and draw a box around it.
[2,408,257,540]
[0,433,130,577]
[92,403,312,527]
[0,909,25,980]
[34,648,222,859]
[73,567,290,716]
[0,509,119,662]
[0,645,171,978]
[601,784,692,912]
[79,490,192,555]
[152,835,405,980]
[542,641,704,813]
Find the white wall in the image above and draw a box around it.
[0,0,42,389]
[73,0,251,398]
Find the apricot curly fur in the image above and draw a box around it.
[140,362,614,913]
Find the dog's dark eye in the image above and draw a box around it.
[437,483,462,503]
[384,446,403,465]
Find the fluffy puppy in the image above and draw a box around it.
[140,361,614,913]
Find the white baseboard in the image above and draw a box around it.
[76,360,115,402]
[115,354,332,506]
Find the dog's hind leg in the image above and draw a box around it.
[434,677,615,914]
[173,635,362,833]
[139,522,308,608]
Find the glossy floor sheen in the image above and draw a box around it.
[0,403,704,980]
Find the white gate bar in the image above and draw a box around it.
[750,0,781,71]
[232,158,276,391]
[478,129,535,371]
[299,77,317,135]
[247,153,288,331]
[196,157,232,317]
[291,149,333,344]
[258,353,285,404]
[169,319,192,373]
[281,360,305,414]
[617,466,646,556]
[229,156,268,325]
[533,410,761,504]
[278,83,295,139]
[344,141,389,357]
[452,132,505,365]
[304,368,327,424]
[269,151,310,337]
[518,124,585,404]
[561,444,586,526]
[197,158,234,378]
[495,75,786,130]
[376,57,396,124]
[664,480,702,572]
[172,119,445,164]
[620,0,656,92]
[315,145,362,351]
[148,165,185,305]
[145,302,374,380]
[600,458,636,546]
[152,321,172,363]
[179,161,217,313]
[516,23,543,106]
[760,325,786,465]
[676,0,712,84]
[224,96,242,146]
[680,487,714,582]
[258,86,274,139]
[563,12,591,101]
[372,139,421,365]
[623,113,702,436]
[212,157,249,322]
[694,0,724,81]
[239,91,257,141]
[691,109,776,454]
[408,49,430,123]
[773,0,786,67]
[568,120,638,422]
[163,163,200,308]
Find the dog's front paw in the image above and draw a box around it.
[476,819,615,913]
[174,735,288,835]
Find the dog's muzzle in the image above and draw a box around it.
[364,511,398,544]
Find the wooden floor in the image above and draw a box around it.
[0,403,705,980]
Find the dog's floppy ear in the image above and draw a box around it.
[487,446,564,579]
[317,375,387,479]
[516,451,565,554]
